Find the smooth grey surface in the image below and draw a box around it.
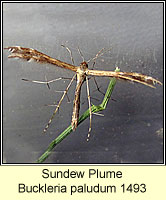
[3,2,163,163]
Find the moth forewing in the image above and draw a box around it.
[86,69,162,88]
[5,46,78,72]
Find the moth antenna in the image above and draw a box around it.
[61,44,75,65]
[77,46,85,62]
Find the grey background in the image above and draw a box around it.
[3,2,163,163]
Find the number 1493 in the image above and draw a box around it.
[121,184,146,193]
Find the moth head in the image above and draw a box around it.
[80,61,88,70]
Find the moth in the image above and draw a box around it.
[5,46,162,139]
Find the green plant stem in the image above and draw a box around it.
[36,67,120,163]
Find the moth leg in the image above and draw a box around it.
[52,90,71,103]
[43,74,76,133]
[92,77,117,101]
[44,75,50,89]
[93,77,105,96]
[22,77,62,89]
[90,58,105,95]
[86,76,92,141]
